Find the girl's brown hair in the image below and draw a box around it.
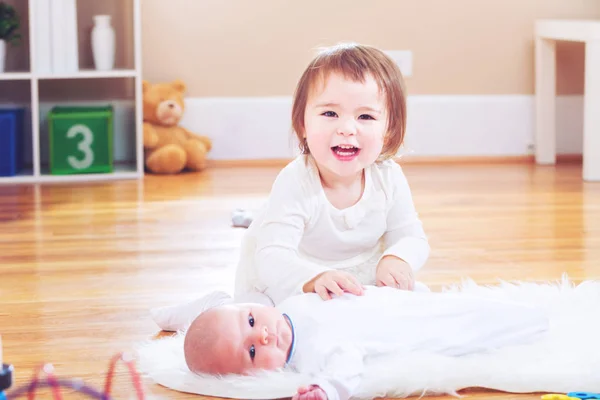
[291,42,407,160]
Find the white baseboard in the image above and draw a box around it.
[179,95,584,160]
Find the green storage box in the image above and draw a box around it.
[48,105,114,175]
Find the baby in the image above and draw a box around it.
[184,286,549,400]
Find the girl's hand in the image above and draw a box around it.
[303,270,365,300]
[376,256,415,290]
[293,385,328,400]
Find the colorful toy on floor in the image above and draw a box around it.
[231,208,253,228]
[567,393,600,400]
[0,336,13,400]
[2,352,145,400]
[0,362,13,400]
[542,393,600,400]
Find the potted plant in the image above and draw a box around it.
[0,1,21,73]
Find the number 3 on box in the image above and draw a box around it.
[67,124,95,170]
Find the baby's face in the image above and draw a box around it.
[185,304,294,375]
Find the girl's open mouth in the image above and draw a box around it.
[332,145,360,161]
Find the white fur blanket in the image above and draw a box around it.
[135,276,600,399]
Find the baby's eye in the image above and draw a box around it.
[359,114,375,120]
[248,314,254,327]
[321,111,337,117]
[249,345,256,360]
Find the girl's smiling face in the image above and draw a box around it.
[303,71,388,185]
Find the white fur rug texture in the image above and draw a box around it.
[136,275,600,399]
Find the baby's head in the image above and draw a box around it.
[183,303,294,376]
[291,42,407,176]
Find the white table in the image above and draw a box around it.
[535,19,600,181]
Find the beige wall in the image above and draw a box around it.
[3,0,597,99]
[140,0,600,97]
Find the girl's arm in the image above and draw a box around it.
[379,162,430,271]
[253,166,333,304]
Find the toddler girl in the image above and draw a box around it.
[235,42,430,305]
[151,42,431,332]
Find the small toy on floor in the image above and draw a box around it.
[542,393,600,400]
[0,351,12,399]
[231,208,253,228]
[567,393,600,399]
[0,364,11,400]
[0,336,13,400]
[2,350,145,400]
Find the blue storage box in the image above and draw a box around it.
[0,107,26,177]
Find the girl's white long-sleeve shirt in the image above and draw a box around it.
[233,155,430,305]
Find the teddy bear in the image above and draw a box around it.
[142,79,212,174]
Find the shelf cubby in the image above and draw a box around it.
[74,0,136,72]
[37,77,139,180]
[0,0,143,185]
[0,79,34,182]
[0,0,31,75]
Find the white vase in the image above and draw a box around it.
[91,15,115,70]
[0,40,5,73]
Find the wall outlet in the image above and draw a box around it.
[384,50,412,77]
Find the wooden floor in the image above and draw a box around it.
[1,161,599,400]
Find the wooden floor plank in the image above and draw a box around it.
[0,161,598,399]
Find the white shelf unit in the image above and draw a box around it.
[0,0,143,185]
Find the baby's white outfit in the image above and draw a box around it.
[279,286,550,400]
[234,154,430,305]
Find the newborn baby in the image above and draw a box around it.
[184,286,549,400]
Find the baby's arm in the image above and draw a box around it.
[293,385,327,400]
[298,346,365,400]
[379,162,430,272]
